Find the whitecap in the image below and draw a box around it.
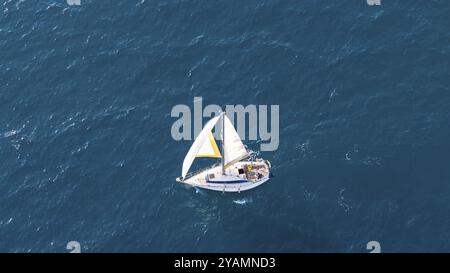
[194,187,206,196]
[337,188,353,213]
[233,197,252,205]
[3,129,17,137]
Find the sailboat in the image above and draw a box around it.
[176,112,271,192]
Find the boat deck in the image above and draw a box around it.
[177,159,271,192]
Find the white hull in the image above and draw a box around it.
[176,159,271,192]
[181,175,269,192]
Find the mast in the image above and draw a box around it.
[221,111,225,175]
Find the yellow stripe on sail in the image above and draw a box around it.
[196,132,222,158]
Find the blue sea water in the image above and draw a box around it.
[1,0,450,252]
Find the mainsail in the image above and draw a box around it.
[222,114,249,168]
[181,113,249,178]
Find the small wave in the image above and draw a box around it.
[295,140,312,158]
[2,123,26,138]
[2,218,13,225]
[345,145,360,161]
[301,186,316,201]
[405,216,417,228]
[3,130,18,138]
[337,188,355,213]
[329,88,339,102]
[362,156,382,167]
[233,197,252,205]
[194,187,206,196]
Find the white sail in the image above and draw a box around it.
[223,114,249,168]
[182,116,221,178]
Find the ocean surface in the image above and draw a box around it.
[1,0,450,253]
